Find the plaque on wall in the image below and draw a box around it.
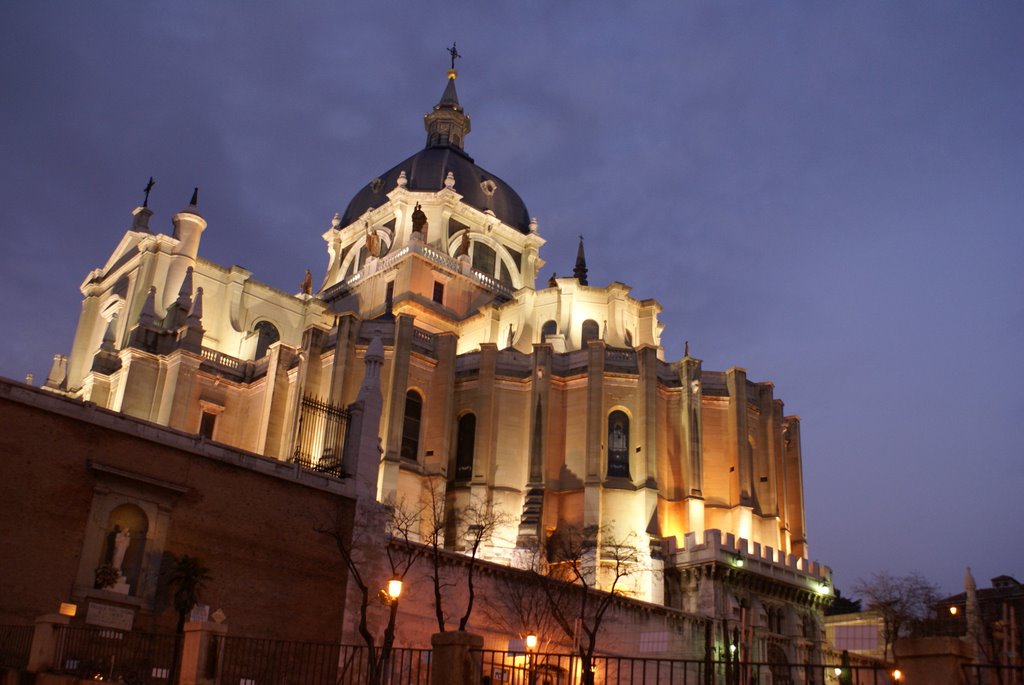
[85,602,135,631]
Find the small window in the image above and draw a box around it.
[454,413,475,481]
[254,321,280,359]
[385,281,395,313]
[400,390,423,461]
[581,319,600,346]
[199,412,217,440]
[607,410,630,479]
[432,281,445,305]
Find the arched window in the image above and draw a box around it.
[607,410,630,479]
[400,390,423,461]
[254,321,280,359]
[453,413,475,481]
[581,319,600,346]
[541,320,557,342]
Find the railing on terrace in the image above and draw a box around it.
[478,651,901,685]
[52,624,176,684]
[217,636,431,685]
[200,347,272,382]
[0,624,33,669]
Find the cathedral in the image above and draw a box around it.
[43,65,832,660]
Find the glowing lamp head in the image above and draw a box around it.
[834,667,843,676]
[892,668,903,681]
[59,602,77,617]
[386,578,403,601]
[949,606,958,616]
[525,634,538,650]
[729,644,737,654]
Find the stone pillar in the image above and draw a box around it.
[179,620,228,685]
[430,631,483,685]
[343,337,385,501]
[26,613,69,673]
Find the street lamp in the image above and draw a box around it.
[386,578,403,602]
[892,668,903,682]
[525,633,537,685]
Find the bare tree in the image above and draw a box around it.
[422,477,513,632]
[481,545,563,652]
[540,525,643,685]
[318,498,425,685]
[853,571,940,662]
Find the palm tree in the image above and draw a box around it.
[167,554,210,684]
[169,555,210,631]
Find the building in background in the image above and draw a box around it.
[34,66,833,663]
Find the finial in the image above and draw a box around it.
[447,42,461,72]
[331,212,341,229]
[177,266,194,307]
[138,286,158,326]
[187,287,204,325]
[548,272,558,288]
[189,187,199,207]
[685,340,690,357]
[143,177,155,208]
[529,217,538,232]
[444,171,455,189]
[573,235,588,286]
[397,170,408,188]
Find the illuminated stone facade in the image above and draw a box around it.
[43,69,832,661]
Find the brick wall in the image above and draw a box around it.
[0,381,353,642]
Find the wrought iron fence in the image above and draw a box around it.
[218,635,341,685]
[962,663,1024,685]
[217,636,431,685]
[52,625,176,684]
[0,624,33,669]
[292,395,349,479]
[336,644,432,684]
[478,651,900,685]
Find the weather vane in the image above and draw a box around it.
[447,42,461,70]
[143,176,155,208]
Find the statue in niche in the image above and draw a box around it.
[111,526,131,571]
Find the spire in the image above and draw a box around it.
[574,235,589,286]
[189,187,199,207]
[424,49,471,150]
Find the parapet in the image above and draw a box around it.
[669,528,833,596]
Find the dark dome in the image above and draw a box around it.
[340,145,532,233]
